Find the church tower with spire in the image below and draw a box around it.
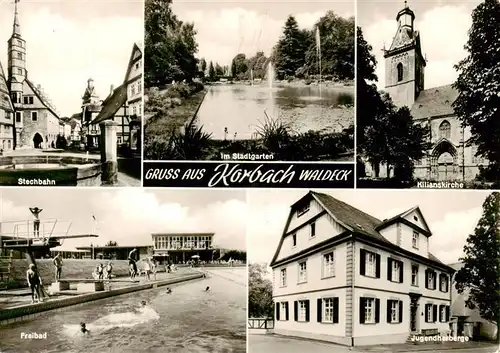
[3,0,61,149]
[7,0,26,109]
[383,1,426,108]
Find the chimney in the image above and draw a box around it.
[109,84,114,95]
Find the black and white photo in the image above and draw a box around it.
[356,0,500,189]
[247,189,499,352]
[144,0,355,162]
[0,188,247,353]
[0,0,143,186]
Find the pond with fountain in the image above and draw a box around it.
[194,64,354,141]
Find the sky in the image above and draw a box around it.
[247,189,490,267]
[0,0,143,117]
[171,0,354,67]
[357,0,481,89]
[0,188,247,251]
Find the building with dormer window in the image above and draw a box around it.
[364,3,488,181]
[270,191,455,346]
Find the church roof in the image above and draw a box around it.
[0,62,14,113]
[411,84,459,120]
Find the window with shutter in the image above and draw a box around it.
[432,305,438,322]
[321,297,335,323]
[361,297,376,324]
[297,300,307,322]
[411,265,419,286]
[276,302,280,321]
[317,298,322,322]
[367,252,376,277]
[280,302,287,321]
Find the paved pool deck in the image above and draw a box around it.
[0,269,206,325]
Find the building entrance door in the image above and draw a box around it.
[409,294,421,333]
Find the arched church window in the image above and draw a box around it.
[439,120,451,139]
[397,63,403,82]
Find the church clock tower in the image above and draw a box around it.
[383,1,426,108]
[7,0,26,109]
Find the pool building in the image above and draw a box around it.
[270,191,454,346]
[152,233,215,264]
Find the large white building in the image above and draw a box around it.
[270,191,454,346]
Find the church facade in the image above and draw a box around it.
[1,1,60,150]
[365,5,488,182]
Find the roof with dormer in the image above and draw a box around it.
[410,84,459,120]
[270,191,452,270]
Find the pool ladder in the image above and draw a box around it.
[0,250,13,290]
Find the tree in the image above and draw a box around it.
[208,61,216,81]
[215,63,224,77]
[454,192,500,341]
[387,105,431,181]
[145,0,199,86]
[273,16,307,80]
[452,0,500,181]
[200,58,207,74]
[302,12,355,80]
[231,53,248,79]
[105,241,118,247]
[231,59,237,79]
[248,263,274,318]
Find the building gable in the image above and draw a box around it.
[124,42,142,84]
[0,62,14,115]
[389,24,414,51]
[24,80,60,119]
[401,207,431,234]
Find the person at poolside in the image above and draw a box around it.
[26,264,41,303]
[105,262,113,279]
[53,253,63,282]
[97,263,104,279]
[150,258,157,281]
[29,207,43,237]
[143,258,151,281]
[80,322,90,334]
[128,248,138,280]
[93,265,100,280]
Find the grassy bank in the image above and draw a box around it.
[145,88,207,139]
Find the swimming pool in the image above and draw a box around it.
[0,268,247,353]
